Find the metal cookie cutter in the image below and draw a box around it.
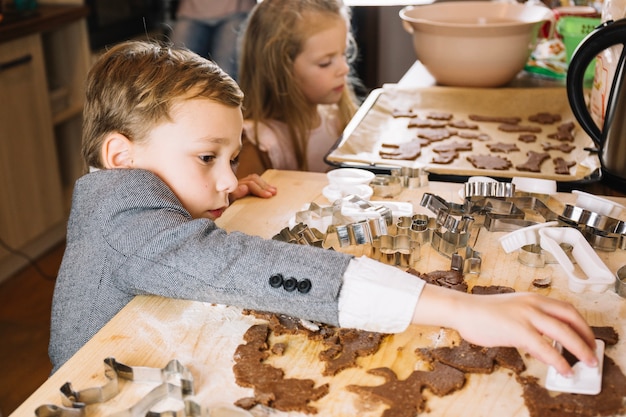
[395,214,437,244]
[371,234,421,267]
[35,357,215,417]
[390,166,429,188]
[370,174,403,198]
[451,246,482,275]
[616,265,626,298]
[463,180,515,199]
[561,204,626,235]
[538,226,615,293]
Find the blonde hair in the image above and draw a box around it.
[82,40,243,170]
[239,0,359,169]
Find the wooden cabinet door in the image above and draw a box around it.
[0,34,64,250]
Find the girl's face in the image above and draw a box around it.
[293,15,350,107]
[130,98,241,220]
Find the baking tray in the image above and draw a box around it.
[325,85,601,183]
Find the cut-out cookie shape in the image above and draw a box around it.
[467,154,513,170]
[486,142,520,153]
[458,131,491,141]
[518,134,537,143]
[469,114,521,124]
[499,123,542,133]
[516,151,550,172]
[379,138,428,160]
[542,142,576,153]
[528,112,562,124]
[547,121,576,142]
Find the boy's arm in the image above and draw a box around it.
[338,256,597,377]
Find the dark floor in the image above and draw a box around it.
[0,242,64,416]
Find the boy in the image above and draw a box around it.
[49,41,597,375]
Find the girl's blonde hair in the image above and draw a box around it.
[239,0,359,169]
[82,40,243,170]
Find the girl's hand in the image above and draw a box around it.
[230,174,277,202]
[413,285,598,376]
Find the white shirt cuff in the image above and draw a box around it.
[338,256,425,333]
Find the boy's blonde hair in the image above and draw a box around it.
[239,0,359,170]
[82,40,244,170]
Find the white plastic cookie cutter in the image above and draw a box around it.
[499,222,615,293]
[538,226,615,293]
[545,339,605,395]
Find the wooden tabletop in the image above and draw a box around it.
[10,169,626,417]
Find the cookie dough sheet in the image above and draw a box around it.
[327,85,600,182]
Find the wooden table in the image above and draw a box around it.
[10,170,626,417]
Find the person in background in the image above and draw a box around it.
[170,0,256,80]
[236,0,360,177]
[49,40,598,377]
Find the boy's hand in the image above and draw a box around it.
[230,174,277,202]
[413,285,598,377]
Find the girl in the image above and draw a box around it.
[236,0,360,177]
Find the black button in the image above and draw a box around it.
[269,274,284,288]
[297,279,312,293]
[283,277,297,292]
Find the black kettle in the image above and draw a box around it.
[567,18,626,184]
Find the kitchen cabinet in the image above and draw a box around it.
[0,4,90,281]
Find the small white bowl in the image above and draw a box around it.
[323,184,373,203]
[326,168,375,187]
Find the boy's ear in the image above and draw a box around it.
[101,133,134,168]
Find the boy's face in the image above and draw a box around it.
[293,16,350,106]
[130,98,242,220]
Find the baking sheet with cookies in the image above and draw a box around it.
[326,85,601,182]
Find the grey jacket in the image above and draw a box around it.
[49,169,352,372]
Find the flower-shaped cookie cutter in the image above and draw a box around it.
[370,234,421,267]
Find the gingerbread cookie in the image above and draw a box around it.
[547,121,576,142]
[518,134,537,143]
[379,138,428,160]
[417,127,457,142]
[458,131,491,141]
[528,112,562,124]
[408,117,448,128]
[542,142,575,153]
[433,140,473,153]
[553,157,576,175]
[498,123,542,133]
[469,114,522,124]
[486,142,520,153]
[432,150,460,164]
[467,154,513,170]
[391,108,415,118]
[516,151,550,172]
[427,111,454,120]
[449,119,479,130]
